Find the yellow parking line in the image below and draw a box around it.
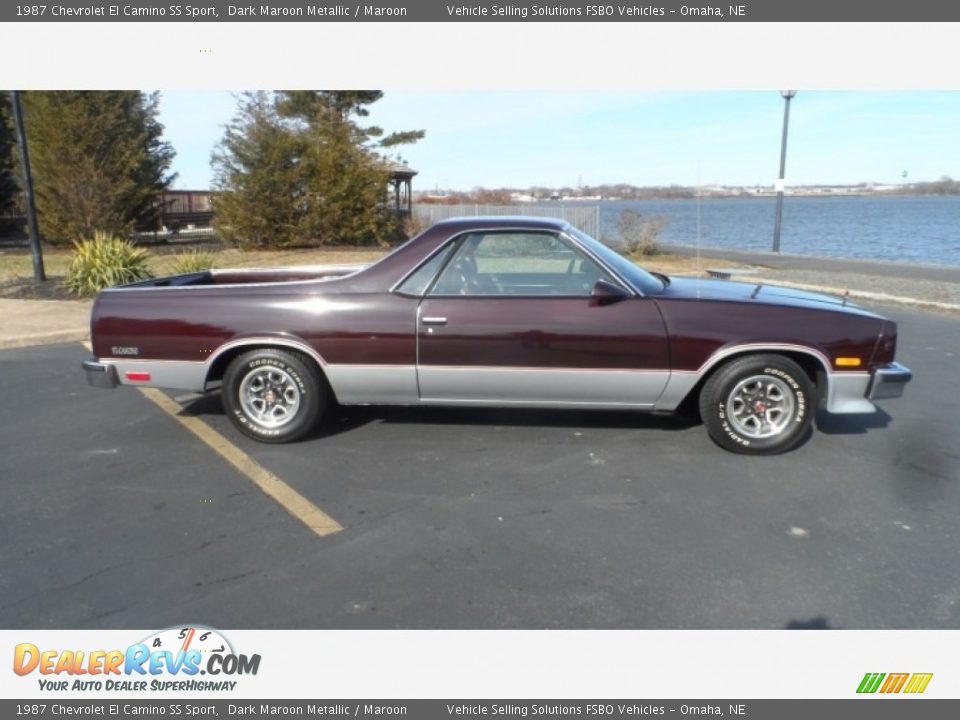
[83,342,343,538]
[140,388,344,537]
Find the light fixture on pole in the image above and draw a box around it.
[772,90,796,254]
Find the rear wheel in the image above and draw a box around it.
[699,354,815,455]
[222,348,325,443]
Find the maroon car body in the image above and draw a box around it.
[83,217,911,454]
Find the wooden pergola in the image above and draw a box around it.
[387,162,417,215]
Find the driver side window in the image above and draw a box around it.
[429,231,613,296]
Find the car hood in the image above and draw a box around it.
[655,276,882,316]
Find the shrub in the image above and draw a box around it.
[171,249,216,275]
[617,209,668,259]
[64,231,152,296]
[401,213,432,241]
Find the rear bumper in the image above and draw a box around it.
[868,361,912,400]
[82,359,118,389]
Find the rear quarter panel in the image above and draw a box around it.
[91,285,418,367]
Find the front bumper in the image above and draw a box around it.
[826,362,912,413]
[82,359,118,389]
[868,361,912,400]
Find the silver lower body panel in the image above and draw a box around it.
[825,372,876,414]
[417,366,669,408]
[84,358,207,391]
[325,364,419,404]
[82,355,912,418]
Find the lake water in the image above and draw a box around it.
[580,196,960,266]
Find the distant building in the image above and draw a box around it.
[386,162,417,215]
[154,190,213,231]
[153,164,418,233]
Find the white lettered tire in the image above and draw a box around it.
[699,354,816,455]
[222,348,325,443]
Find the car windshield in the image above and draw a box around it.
[566,226,666,295]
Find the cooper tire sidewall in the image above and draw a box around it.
[703,357,814,454]
[224,351,322,442]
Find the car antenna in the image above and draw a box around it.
[696,161,702,300]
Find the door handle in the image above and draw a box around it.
[421,316,448,326]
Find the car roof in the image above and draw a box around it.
[428,215,572,232]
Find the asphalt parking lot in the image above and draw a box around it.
[1,304,958,629]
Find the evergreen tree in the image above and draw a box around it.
[275,90,425,148]
[21,91,175,243]
[296,102,395,245]
[211,92,306,249]
[213,91,424,248]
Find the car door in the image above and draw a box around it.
[413,230,670,407]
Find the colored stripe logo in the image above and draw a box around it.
[857,672,933,694]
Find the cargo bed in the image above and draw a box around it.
[120,264,368,289]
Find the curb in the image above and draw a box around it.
[0,329,89,350]
[668,270,960,313]
[661,243,960,283]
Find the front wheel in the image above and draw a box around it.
[699,354,815,455]
[222,348,325,443]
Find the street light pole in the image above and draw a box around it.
[10,90,46,283]
[772,90,796,254]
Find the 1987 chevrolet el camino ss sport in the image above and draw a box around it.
[82,217,912,454]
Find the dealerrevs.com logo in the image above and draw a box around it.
[857,672,933,695]
[13,626,260,692]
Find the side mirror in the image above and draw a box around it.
[591,279,629,306]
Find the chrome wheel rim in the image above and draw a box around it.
[238,366,301,429]
[726,375,795,439]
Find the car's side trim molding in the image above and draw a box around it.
[416,364,671,373]
[693,342,833,376]
[206,336,329,370]
[418,398,656,410]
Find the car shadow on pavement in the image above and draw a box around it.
[174,391,700,442]
[814,408,892,435]
[321,405,700,436]
[173,391,224,418]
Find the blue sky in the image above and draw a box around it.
[158,91,960,191]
